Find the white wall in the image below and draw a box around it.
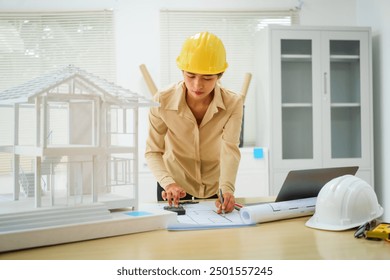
[356,0,390,221]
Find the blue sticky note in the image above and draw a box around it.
[253,147,264,159]
[124,211,152,217]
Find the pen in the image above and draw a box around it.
[219,188,225,216]
[234,202,243,208]
[234,203,243,211]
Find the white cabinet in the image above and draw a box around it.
[255,26,373,195]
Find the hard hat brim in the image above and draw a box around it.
[305,205,384,231]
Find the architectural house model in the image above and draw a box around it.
[0,65,158,211]
[0,65,157,211]
[0,66,177,252]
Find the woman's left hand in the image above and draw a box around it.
[215,192,235,214]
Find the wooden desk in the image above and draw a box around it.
[1,216,389,260]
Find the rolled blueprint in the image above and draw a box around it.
[240,197,316,224]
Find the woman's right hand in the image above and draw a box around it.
[162,183,187,206]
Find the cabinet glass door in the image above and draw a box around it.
[280,39,313,159]
[329,40,361,158]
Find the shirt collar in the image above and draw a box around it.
[213,82,226,111]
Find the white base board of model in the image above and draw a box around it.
[0,203,176,252]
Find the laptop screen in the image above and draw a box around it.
[275,166,359,202]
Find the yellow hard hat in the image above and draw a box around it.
[176,32,228,75]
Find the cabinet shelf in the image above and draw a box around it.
[281,54,312,62]
[282,103,312,108]
[282,103,360,108]
[330,55,360,62]
[331,103,360,107]
[282,55,360,62]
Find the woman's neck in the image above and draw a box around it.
[186,90,214,125]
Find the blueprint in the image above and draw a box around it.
[165,201,253,230]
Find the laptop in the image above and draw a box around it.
[275,166,359,202]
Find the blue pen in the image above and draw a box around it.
[219,188,225,216]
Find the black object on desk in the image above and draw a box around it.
[164,205,186,215]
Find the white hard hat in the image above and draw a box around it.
[306,175,383,231]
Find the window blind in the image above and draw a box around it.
[160,10,299,92]
[0,10,115,92]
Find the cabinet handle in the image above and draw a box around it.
[324,72,327,94]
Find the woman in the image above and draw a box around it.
[145,32,243,213]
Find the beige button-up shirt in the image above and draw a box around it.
[145,81,243,198]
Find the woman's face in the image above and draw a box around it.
[183,71,219,101]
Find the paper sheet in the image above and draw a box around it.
[166,201,254,230]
